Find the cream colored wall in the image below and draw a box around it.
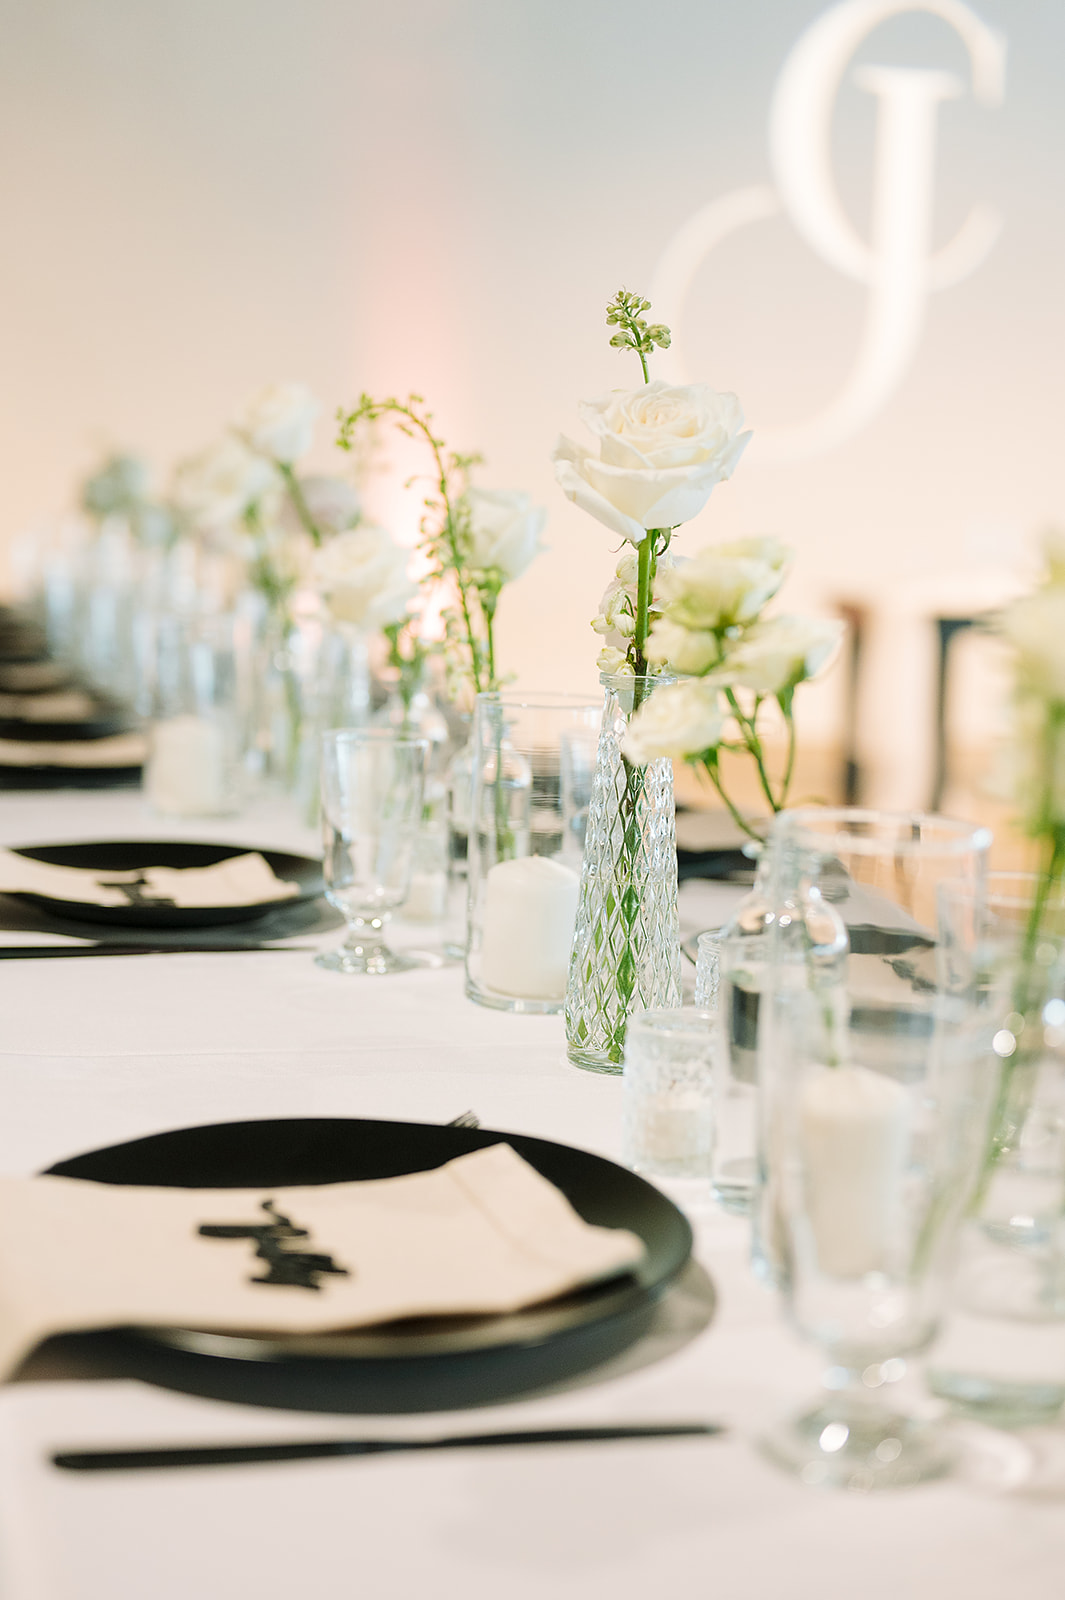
[0,0,1060,809]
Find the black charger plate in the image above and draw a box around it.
[43,1117,694,1413]
[6,840,323,928]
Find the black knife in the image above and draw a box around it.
[53,1423,724,1472]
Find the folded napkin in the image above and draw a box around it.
[0,1145,645,1376]
[0,849,300,908]
[0,731,147,767]
[0,690,101,722]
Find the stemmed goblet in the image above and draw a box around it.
[317,729,429,975]
[758,807,993,1488]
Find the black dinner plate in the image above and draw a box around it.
[42,1116,695,1413]
[5,840,324,928]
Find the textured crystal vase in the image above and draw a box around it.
[565,673,680,1072]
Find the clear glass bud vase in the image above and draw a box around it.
[565,672,680,1072]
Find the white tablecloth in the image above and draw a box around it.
[0,789,1062,1600]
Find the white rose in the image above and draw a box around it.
[171,437,274,529]
[466,488,547,582]
[235,381,320,463]
[623,679,725,764]
[1001,588,1065,700]
[287,475,361,536]
[552,379,750,546]
[644,617,721,675]
[717,614,844,696]
[657,545,789,630]
[312,526,414,629]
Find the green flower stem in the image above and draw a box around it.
[779,706,798,807]
[724,687,778,813]
[700,757,764,842]
[277,462,323,548]
[606,752,646,1064]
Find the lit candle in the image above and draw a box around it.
[799,1064,909,1278]
[480,855,580,999]
[146,714,231,817]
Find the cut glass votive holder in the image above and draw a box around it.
[622,1007,716,1187]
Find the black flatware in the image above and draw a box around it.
[52,1423,724,1472]
[0,942,314,958]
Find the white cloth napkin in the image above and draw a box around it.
[0,690,100,721]
[0,849,300,908]
[0,731,147,767]
[0,1145,645,1376]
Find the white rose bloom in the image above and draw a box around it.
[713,536,792,576]
[312,526,415,629]
[717,615,844,696]
[172,438,274,529]
[1001,587,1065,700]
[467,488,547,582]
[623,679,725,765]
[644,617,721,675]
[235,381,320,464]
[288,475,361,536]
[657,546,788,630]
[552,380,750,546]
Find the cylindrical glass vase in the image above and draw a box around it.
[465,691,603,1013]
[565,673,681,1072]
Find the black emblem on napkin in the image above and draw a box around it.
[198,1199,350,1291]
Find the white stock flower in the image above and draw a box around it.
[596,644,633,676]
[172,437,274,529]
[657,543,790,630]
[644,617,721,675]
[592,580,637,640]
[312,526,414,629]
[466,488,547,582]
[1001,587,1065,701]
[717,614,844,696]
[552,379,750,545]
[235,381,320,464]
[623,679,725,765]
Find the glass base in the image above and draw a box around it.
[566,1044,623,1075]
[711,1183,753,1217]
[927,1367,1065,1428]
[315,941,436,976]
[466,979,564,1015]
[761,1400,953,1491]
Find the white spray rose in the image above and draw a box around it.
[657,544,790,630]
[235,381,320,464]
[172,438,274,529]
[644,617,721,675]
[466,488,547,582]
[717,615,844,697]
[623,679,725,765]
[312,526,415,629]
[552,379,750,545]
[591,550,678,654]
[1001,588,1065,701]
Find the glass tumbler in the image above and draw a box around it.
[758,807,993,1489]
[317,729,429,975]
[622,1007,716,1190]
[144,612,251,818]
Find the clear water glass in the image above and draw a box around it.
[758,807,994,1489]
[145,612,251,819]
[622,1007,716,1191]
[317,729,429,975]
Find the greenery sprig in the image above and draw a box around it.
[337,394,498,701]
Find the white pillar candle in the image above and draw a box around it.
[403,870,448,922]
[146,714,230,817]
[480,855,580,999]
[799,1064,910,1278]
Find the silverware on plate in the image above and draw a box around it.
[52,1423,724,1472]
